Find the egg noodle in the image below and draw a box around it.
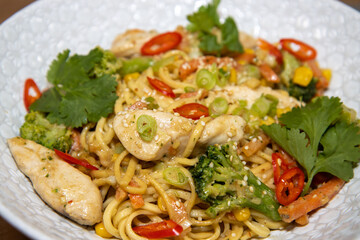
[71,43,297,239]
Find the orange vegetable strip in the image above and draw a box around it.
[295,214,309,225]
[129,193,145,209]
[242,133,270,157]
[128,180,144,209]
[278,177,345,223]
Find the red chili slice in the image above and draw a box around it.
[133,220,183,239]
[276,167,305,205]
[259,63,280,83]
[257,38,283,64]
[147,76,175,98]
[173,103,209,120]
[54,149,99,170]
[24,78,42,111]
[280,38,317,61]
[141,32,182,56]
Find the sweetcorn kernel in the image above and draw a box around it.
[233,208,251,221]
[293,66,313,87]
[322,68,332,82]
[95,222,113,238]
[124,72,140,82]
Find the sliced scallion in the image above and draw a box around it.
[196,68,216,90]
[209,97,229,117]
[163,167,188,187]
[136,114,157,141]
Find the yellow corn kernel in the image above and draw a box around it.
[244,48,255,54]
[95,222,113,238]
[123,72,140,82]
[233,208,251,222]
[157,196,167,212]
[261,116,275,125]
[293,66,313,87]
[229,68,237,83]
[322,68,332,82]
[277,107,291,117]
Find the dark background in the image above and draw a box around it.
[0,0,359,239]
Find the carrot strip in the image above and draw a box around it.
[129,193,145,209]
[242,133,270,157]
[128,180,145,209]
[295,214,308,225]
[278,177,345,223]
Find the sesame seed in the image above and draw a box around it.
[251,137,257,142]
[249,186,254,192]
[244,175,248,182]
[257,180,261,185]
[154,135,159,141]
[201,121,206,126]
[244,146,249,150]
[174,112,180,116]
[227,131,233,137]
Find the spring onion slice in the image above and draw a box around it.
[209,97,229,117]
[163,167,188,186]
[137,114,157,141]
[196,68,216,90]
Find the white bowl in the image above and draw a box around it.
[0,0,359,239]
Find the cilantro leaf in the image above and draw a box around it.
[261,96,360,194]
[221,17,244,54]
[261,124,315,178]
[279,97,343,155]
[315,122,360,181]
[187,0,221,33]
[186,0,243,56]
[30,47,119,128]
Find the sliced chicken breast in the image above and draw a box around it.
[111,29,157,58]
[7,137,102,226]
[113,110,193,161]
[114,110,246,161]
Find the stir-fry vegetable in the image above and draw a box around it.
[133,220,183,238]
[196,68,217,90]
[173,103,209,120]
[141,32,182,56]
[209,97,229,117]
[280,38,317,61]
[275,167,305,205]
[54,149,98,170]
[257,38,283,64]
[163,167,188,187]
[24,78,42,112]
[136,114,157,142]
[147,76,176,98]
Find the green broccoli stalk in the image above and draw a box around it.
[91,47,122,78]
[20,111,73,152]
[191,143,281,221]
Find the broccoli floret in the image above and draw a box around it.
[91,47,122,78]
[20,111,73,152]
[288,78,317,103]
[191,143,281,221]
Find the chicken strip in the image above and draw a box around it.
[7,137,102,226]
[111,29,157,58]
[113,110,245,161]
[113,110,193,161]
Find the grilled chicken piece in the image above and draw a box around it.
[113,110,246,161]
[7,137,102,226]
[111,29,157,58]
[198,115,245,147]
[206,85,300,109]
[113,110,193,161]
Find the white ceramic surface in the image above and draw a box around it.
[0,0,359,239]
